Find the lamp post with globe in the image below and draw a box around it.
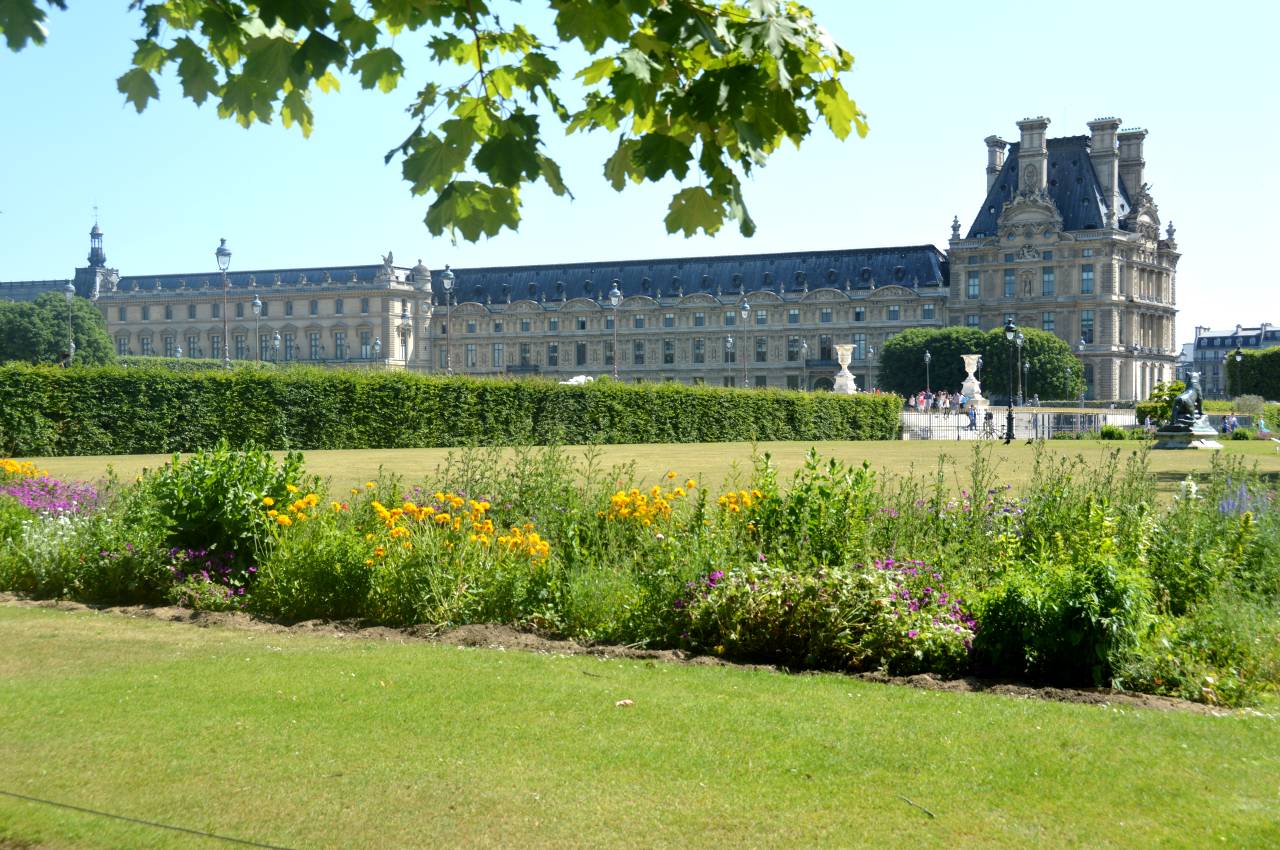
[441,265,455,375]
[63,282,76,366]
[272,330,280,365]
[924,348,932,394]
[251,294,262,363]
[1003,318,1018,443]
[216,239,231,368]
[608,279,622,380]
[739,299,750,387]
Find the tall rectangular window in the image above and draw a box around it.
[547,343,558,366]
[966,271,980,299]
[693,312,706,327]
[787,308,800,325]
[234,335,247,359]
[116,336,128,356]
[142,305,150,321]
[854,307,865,322]
[260,301,269,318]
[211,335,222,360]
[663,339,675,365]
[755,337,768,363]
[285,300,293,317]
[575,342,587,365]
[1042,268,1055,296]
[576,316,587,331]
[754,375,767,388]
[888,305,900,321]
[520,318,531,332]
[633,315,645,330]
[187,304,197,320]
[118,306,128,321]
[1042,311,1055,332]
[1080,310,1094,344]
[283,333,295,361]
[633,340,644,365]
[309,333,320,359]
[164,305,173,321]
[1004,269,1015,298]
[853,332,867,360]
[1081,264,1094,295]
[787,336,802,362]
[755,309,767,326]
[360,297,370,314]
[186,335,197,357]
[518,343,531,366]
[334,331,347,360]
[235,302,244,319]
[663,313,675,328]
[335,298,344,315]
[141,337,153,355]
[493,320,504,333]
[723,310,736,327]
[463,343,477,368]
[492,343,505,367]
[466,320,477,334]
[723,376,736,388]
[259,334,270,362]
[361,331,371,359]
[724,337,736,364]
[922,303,935,320]
[309,300,318,316]
[819,307,833,324]
[966,314,980,328]
[692,338,705,364]
[548,317,559,332]
[604,340,614,366]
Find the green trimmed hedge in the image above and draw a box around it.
[0,365,902,456]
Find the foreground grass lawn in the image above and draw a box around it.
[1,606,1277,849]
[26,438,1280,496]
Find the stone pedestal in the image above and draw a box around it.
[1153,418,1221,449]
[833,344,858,395]
[960,353,988,410]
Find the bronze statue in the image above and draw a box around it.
[1165,375,1203,432]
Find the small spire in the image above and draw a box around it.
[87,217,106,268]
[950,215,961,240]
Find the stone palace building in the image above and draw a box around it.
[1,115,1179,401]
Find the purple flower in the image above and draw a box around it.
[908,630,918,638]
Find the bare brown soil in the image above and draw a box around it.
[1,593,1227,714]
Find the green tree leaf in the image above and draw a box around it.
[665,187,723,237]
[116,67,160,113]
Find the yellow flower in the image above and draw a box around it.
[666,470,677,480]
[686,479,697,489]
[261,496,275,507]
[276,515,293,527]
[267,509,278,518]
[350,488,360,495]
[286,484,299,494]
[373,546,386,557]
[365,481,376,489]
[365,558,375,566]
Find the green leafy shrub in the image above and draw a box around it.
[141,440,308,563]
[1230,427,1254,441]
[1099,423,1127,440]
[0,364,901,456]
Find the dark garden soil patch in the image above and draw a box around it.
[1,593,1227,714]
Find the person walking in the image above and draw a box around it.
[967,406,977,431]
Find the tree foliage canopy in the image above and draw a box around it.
[879,326,1084,402]
[3,1,864,242]
[0,291,115,366]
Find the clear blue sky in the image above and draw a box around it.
[1,1,1274,346]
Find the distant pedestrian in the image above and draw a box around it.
[967,407,977,431]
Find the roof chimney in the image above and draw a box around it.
[1015,117,1049,195]
[1088,117,1121,227]
[984,135,1007,192]
[1118,128,1148,195]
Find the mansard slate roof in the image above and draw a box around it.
[966,136,1134,238]
[115,264,385,292]
[429,245,947,304]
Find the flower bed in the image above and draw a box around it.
[1,443,1277,706]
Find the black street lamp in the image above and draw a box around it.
[740,299,750,387]
[272,330,280,365]
[216,238,231,368]
[1003,318,1017,443]
[1014,330,1025,405]
[609,279,622,380]
[1023,359,1031,403]
[441,265,455,374]
[251,294,262,362]
[923,348,932,393]
[63,282,76,365]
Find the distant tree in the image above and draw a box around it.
[2,1,865,242]
[1226,349,1280,401]
[877,327,986,395]
[978,327,1083,403]
[0,293,114,365]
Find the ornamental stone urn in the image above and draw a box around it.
[833,344,858,395]
[960,354,988,410]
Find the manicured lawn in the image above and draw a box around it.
[24,438,1280,496]
[1,605,1277,849]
